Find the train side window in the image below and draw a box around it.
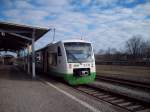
[52,53,57,66]
[36,53,41,63]
[48,53,57,66]
[57,46,62,56]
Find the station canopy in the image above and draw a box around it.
[0,21,50,52]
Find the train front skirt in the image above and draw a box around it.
[48,70,96,85]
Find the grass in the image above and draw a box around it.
[96,65,150,80]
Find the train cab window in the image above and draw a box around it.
[57,46,62,56]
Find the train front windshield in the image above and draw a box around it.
[64,42,93,63]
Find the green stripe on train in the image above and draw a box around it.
[63,72,96,85]
[47,70,96,85]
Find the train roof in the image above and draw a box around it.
[60,39,91,43]
[36,39,92,52]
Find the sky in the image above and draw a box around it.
[0,0,150,52]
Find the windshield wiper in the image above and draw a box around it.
[66,50,82,65]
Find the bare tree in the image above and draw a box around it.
[146,41,150,62]
[126,35,144,59]
[96,36,150,66]
[98,49,105,55]
[142,40,150,62]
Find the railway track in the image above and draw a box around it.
[75,85,150,112]
[96,75,150,90]
[39,73,150,111]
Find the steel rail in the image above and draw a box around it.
[74,85,150,112]
[96,75,150,90]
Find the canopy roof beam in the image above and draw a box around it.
[9,32,32,41]
[0,29,31,34]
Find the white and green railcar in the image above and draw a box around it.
[36,39,96,85]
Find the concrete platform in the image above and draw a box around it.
[0,64,128,112]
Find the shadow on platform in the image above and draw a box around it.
[0,64,64,85]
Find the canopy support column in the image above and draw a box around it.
[23,49,26,71]
[32,29,36,78]
[2,56,4,64]
[27,44,30,74]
